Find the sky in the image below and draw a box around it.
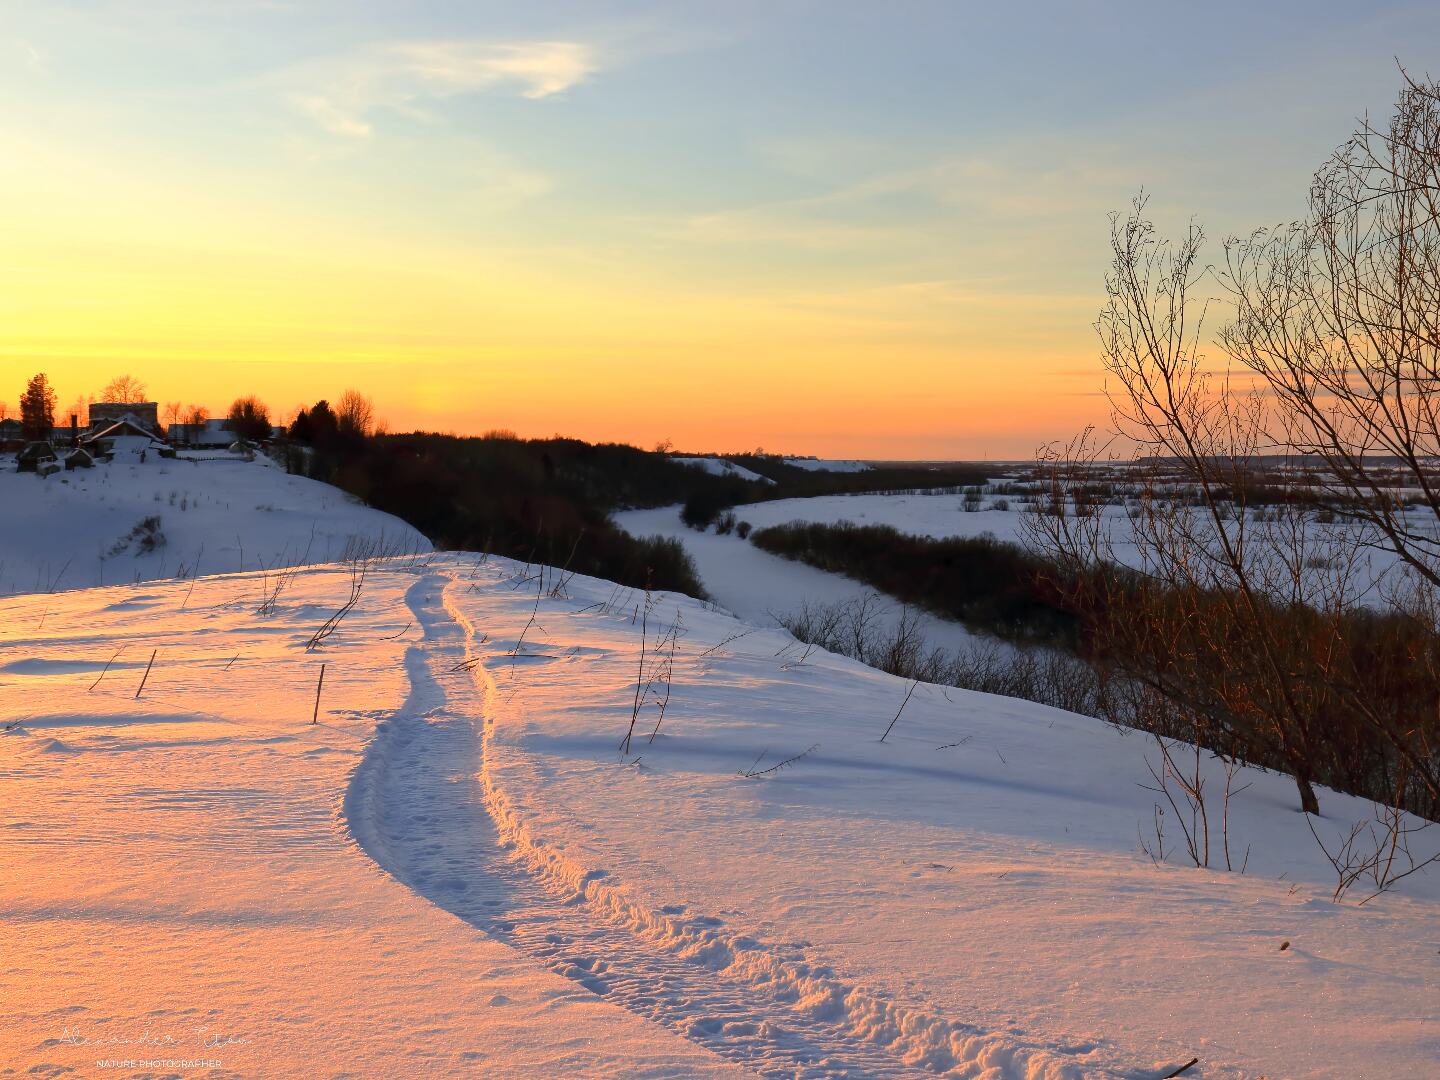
[0,2,1435,458]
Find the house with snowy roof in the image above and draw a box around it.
[16,441,58,472]
[81,418,171,461]
[168,418,240,449]
[87,401,161,435]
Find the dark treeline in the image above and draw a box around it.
[278,412,986,600]
[283,425,713,595]
[750,521,1081,648]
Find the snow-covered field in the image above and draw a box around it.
[0,451,429,595]
[616,504,989,655]
[617,494,1034,648]
[3,550,1437,1077]
[781,457,873,473]
[720,492,1025,543]
[644,490,1423,610]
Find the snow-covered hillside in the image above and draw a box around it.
[672,456,775,484]
[0,451,429,595]
[3,554,1435,1077]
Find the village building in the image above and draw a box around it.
[87,401,161,435]
[81,419,171,461]
[16,441,58,473]
[168,418,240,449]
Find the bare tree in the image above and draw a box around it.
[336,389,375,439]
[341,390,377,438]
[1221,73,1440,593]
[1026,72,1440,846]
[1026,201,1329,814]
[99,374,148,403]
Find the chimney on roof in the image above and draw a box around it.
[70,414,78,447]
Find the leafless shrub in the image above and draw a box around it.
[1139,731,1251,873]
[778,595,1111,719]
[1306,778,1440,902]
[547,529,585,599]
[108,516,166,558]
[305,559,368,651]
[620,584,686,754]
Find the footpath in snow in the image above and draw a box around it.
[2,553,1437,1077]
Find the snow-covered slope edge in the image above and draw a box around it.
[0,452,430,596]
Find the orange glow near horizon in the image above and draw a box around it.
[0,205,1108,460]
[0,95,1121,460]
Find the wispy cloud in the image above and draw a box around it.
[390,40,596,100]
[280,39,600,139]
[3,35,48,74]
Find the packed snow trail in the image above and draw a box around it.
[348,575,936,1078]
[347,572,1093,1080]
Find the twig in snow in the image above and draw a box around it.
[89,648,125,692]
[935,735,973,750]
[511,569,546,658]
[741,743,819,778]
[448,643,494,674]
[1160,1058,1199,1078]
[619,580,652,755]
[305,560,367,650]
[312,663,326,724]
[780,641,817,670]
[646,613,683,744]
[135,649,158,699]
[45,558,72,594]
[180,542,204,609]
[548,528,585,598]
[879,680,919,743]
[696,626,758,658]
